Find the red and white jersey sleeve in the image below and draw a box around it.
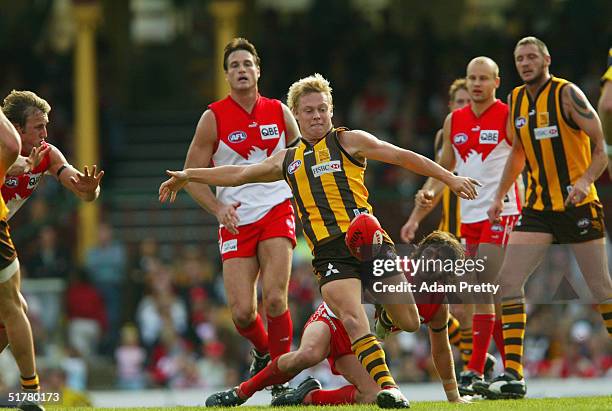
[1,142,52,220]
[450,100,520,223]
[209,95,292,226]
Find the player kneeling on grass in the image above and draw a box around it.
[205,230,470,407]
[373,230,474,404]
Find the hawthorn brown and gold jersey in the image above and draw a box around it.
[510,76,598,211]
[282,127,372,249]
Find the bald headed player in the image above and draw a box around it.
[401,57,522,395]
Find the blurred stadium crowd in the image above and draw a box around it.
[0,0,610,398]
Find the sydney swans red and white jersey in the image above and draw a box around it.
[2,143,52,220]
[450,100,520,223]
[209,95,292,225]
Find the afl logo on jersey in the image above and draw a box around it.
[453,133,468,145]
[515,116,527,129]
[287,159,302,174]
[228,131,247,143]
[5,177,18,188]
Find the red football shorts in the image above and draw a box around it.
[304,304,352,375]
[461,214,519,257]
[218,199,296,262]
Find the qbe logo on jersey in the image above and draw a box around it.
[312,161,341,178]
[260,124,280,140]
[479,130,499,144]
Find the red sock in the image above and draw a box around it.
[467,313,495,374]
[305,385,358,405]
[239,357,294,398]
[493,319,506,365]
[235,313,269,354]
[267,310,293,360]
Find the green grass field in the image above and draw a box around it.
[26,395,610,410]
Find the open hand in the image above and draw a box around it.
[216,202,241,234]
[70,165,104,194]
[159,170,189,203]
[449,175,481,200]
[25,145,51,173]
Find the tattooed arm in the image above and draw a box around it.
[561,83,608,205]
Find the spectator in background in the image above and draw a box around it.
[136,287,188,349]
[27,225,71,279]
[65,268,107,357]
[85,222,126,352]
[115,323,147,390]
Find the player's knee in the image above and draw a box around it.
[339,313,365,336]
[451,307,469,323]
[231,306,257,328]
[263,294,287,316]
[395,315,419,333]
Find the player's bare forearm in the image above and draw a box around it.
[185,161,281,187]
[494,144,525,202]
[422,177,447,200]
[429,329,459,401]
[406,203,434,227]
[185,166,246,186]
[185,183,223,215]
[581,140,608,184]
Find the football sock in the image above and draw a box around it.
[493,319,506,364]
[459,327,473,370]
[597,302,612,339]
[352,333,396,389]
[448,315,461,347]
[235,313,269,355]
[238,357,293,398]
[21,374,39,391]
[306,385,358,405]
[267,309,292,360]
[501,300,526,379]
[467,313,494,374]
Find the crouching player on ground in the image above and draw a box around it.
[205,230,470,406]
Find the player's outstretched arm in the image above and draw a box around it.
[47,144,103,202]
[159,149,286,203]
[428,305,470,403]
[339,129,479,200]
[401,116,458,242]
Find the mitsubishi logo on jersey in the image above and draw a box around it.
[325,263,339,277]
